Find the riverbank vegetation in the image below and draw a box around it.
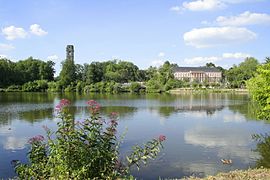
[247,58,270,121]
[184,168,270,180]
[0,56,266,93]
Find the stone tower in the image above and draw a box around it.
[66,45,74,62]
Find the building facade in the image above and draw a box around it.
[173,67,222,83]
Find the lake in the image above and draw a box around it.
[0,92,270,179]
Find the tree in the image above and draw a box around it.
[247,60,270,120]
[205,62,216,68]
[59,59,76,88]
[226,57,259,88]
[264,57,270,64]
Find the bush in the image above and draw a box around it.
[247,62,270,120]
[13,99,166,179]
[129,82,141,92]
[48,81,62,92]
[76,81,85,92]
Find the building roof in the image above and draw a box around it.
[173,67,221,73]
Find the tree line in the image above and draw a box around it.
[0,56,267,92]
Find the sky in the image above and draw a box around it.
[0,0,270,74]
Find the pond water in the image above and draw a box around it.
[0,92,270,179]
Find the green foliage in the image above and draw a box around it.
[146,61,178,92]
[13,100,165,179]
[47,81,62,92]
[247,60,270,120]
[226,57,259,88]
[22,80,48,92]
[59,59,76,88]
[0,57,54,88]
[83,60,144,85]
[129,82,141,93]
[76,81,85,92]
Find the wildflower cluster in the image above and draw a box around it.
[28,135,44,144]
[159,135,166,142]
[13,99,166,179]
[87,100,101,115]
[55,99,70,111]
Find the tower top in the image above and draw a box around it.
[66,45,74,62]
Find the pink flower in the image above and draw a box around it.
[158,135,166,142]
[87,100,101,115]
[60,99,70,106]
[28,135,45,144]
[55,99,70,111]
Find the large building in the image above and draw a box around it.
[173,67,222,83]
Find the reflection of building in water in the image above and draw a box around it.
[174,93,225,115]
[175,104,224,115]
[173,67,222,83]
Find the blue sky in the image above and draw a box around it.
[0,0,270,74]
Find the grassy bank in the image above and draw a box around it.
[183,168,270,180]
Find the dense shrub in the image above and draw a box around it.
[129,82,141,92]
[13,99,166,179]
[247,62,270,120]
[47,81,62,92]
[22,80,48,92]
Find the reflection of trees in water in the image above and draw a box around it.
[101,106,137,119]
[253,133,270,168]
[58,92,144,101]
[19,108,54,123]
[156,105,224,118]
[0,92,55,103]
[228,102,260,121]
[0,108,54,126]
[67,106,137,120]
[0,112,17,126]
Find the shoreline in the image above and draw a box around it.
[183,168,270,180]
[169,88,249,94]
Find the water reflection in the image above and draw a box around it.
[184,125,259,163]
[0,92,270,179]
[253,134,270,168]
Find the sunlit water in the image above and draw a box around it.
[0,92,269,179]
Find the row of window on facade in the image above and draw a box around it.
[173,67,222,83]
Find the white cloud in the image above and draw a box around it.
[216,11,270,26]
[183,27,257,48]
[184,56,221,65]
[3,137,28,150]
[158,52,165,57]
[0,43,15,51]
[183,0,226,11]
[151,60,164,67]
[2,26,27,40]
[222,52,250,59]
[184,125,259,162]
[47,55,58,61]
[30,24,48,36]
[172,0,263,12]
